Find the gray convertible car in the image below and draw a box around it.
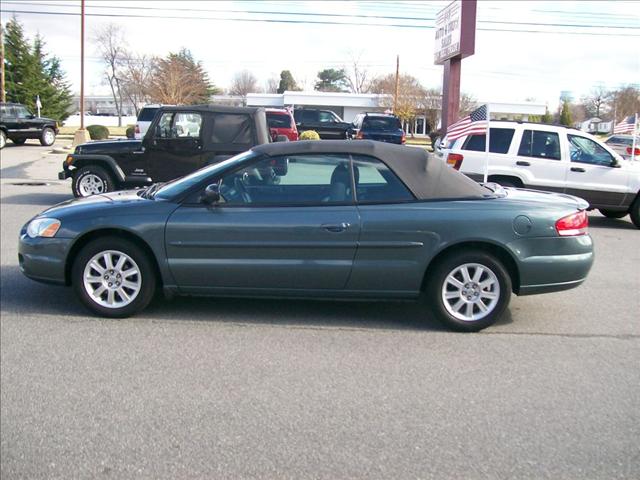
[19,141,594,331]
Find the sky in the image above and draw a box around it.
[1,0,639,110]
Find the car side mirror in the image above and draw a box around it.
[611,158,621,168]
[200,183,221,205]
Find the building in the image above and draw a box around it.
[574,117,613,134]
[70,95,137,116]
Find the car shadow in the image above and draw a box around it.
[1,192,73,206]
[1,264,453,332]
[588,215,636,230]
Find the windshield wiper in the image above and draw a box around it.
[138,182,164,199]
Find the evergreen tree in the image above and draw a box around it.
[559,101,573,126]
[3,18,72,121]
[277,70,300,94]
[315,68,348,92]
[541,108,553,124]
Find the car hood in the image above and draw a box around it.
[75,139,142,154]
[38,190,166,219]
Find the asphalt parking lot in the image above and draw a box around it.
[1,140,639,479]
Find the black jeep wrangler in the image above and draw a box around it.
[60,105,271,197]
[0,102,58,149]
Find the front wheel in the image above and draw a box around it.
[426,251,512,332]
[599,209,627,219]
[72,165,115,197]
[72,237,156,318]
[40,127,56,146]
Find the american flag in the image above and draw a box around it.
[613,114,637,134]
[446,104,488,141]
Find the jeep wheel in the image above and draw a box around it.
[599,209,627,219]
[40,127,56,146]
[12,138,27,145]
[0,131,6,149]
[73,165,115,197]
[630,197,640,229]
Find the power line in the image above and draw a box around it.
[3,1,639,29]
[3,8,640,36]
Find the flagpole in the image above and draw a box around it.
[632,113,638,162]
[483,103,490,183]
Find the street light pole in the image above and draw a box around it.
[73,0,88,146]
[1,27,6,103]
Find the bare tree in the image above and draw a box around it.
[265,76,279,94]
[94,24,126,126]
[581,85,610,119]
[370,73,426,127]
[607,85,639,123]
[120,53,156,115]
[459,93,478,116]
[228,70,260,105]
[345,51,371,94]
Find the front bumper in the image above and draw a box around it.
[18,232,73,285]
[509,234,594,295]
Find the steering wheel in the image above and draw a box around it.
[234,177,251,203]
[570,148,581,161]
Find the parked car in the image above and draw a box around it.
[351,113,405,144]
[0,102,58,149]
[23,140,594,331]
[293,108,354,139]
[605,134,639,161]
[134,104,171,139]
[266,108,298,141]
[59,105,271,197]
[443,121,640,226]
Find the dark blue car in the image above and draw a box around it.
[352,113,405,144]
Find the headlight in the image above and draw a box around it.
[27,218,61,238]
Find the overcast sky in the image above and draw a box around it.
[2,0,639,109]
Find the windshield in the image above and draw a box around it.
[362,116,401,131]
[154,150,257,200]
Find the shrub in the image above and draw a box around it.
[299,130,320,140]
[86,124,109,140]
[125,125,135,139]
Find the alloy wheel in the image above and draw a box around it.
[79,174,106,196]
[83,250,142,308]
[441,263,500,322]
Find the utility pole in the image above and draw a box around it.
[73,0,88,146]
[393,54,400,113]
[1,27,6,103]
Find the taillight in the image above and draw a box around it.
[626,146,640,156]
[401,132,406,144]
[446,153,464,170]
[555,210,588,236]
[356,131,364,139]
[135,124,140,134]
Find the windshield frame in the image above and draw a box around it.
[154,150,258,202]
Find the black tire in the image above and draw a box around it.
[72,165,115,197]
[0,130,6,149]
[493,177,520,188]
[39,126,56,146]
[630,196,640,229]
[12,138,27,145]
[426,250,512,332]
[72,236,156,318]
[599,209,628,219]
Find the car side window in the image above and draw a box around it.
[319,111,335,123]
[15,106,31,119]
[211,113,253,144]
[0,105,9,117]
[156,112,174,138]
[461,128,514,154]
[302,110,316,123]
[218,154,354,205]
[518,130,561,160]
[174,113,202,138]
[568,135,615,166]
[352,155,414,203]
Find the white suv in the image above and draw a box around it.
[443,121,640,227]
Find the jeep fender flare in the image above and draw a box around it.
[70,155,126,183]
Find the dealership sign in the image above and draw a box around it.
[434,0,475,65]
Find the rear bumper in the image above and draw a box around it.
[509,234,594,295]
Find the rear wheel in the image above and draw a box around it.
[72,165,115,197]
[12,138,27,145]
[72,237,156,317]
[426,250,512,332]
[40,127,56,146]
[630,197,640,229]
[599,209,628,219]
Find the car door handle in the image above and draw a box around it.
[322,223,350,232]
[571,167,586,173]
[516,161,530,166]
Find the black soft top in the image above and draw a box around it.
[252,140,488,200]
